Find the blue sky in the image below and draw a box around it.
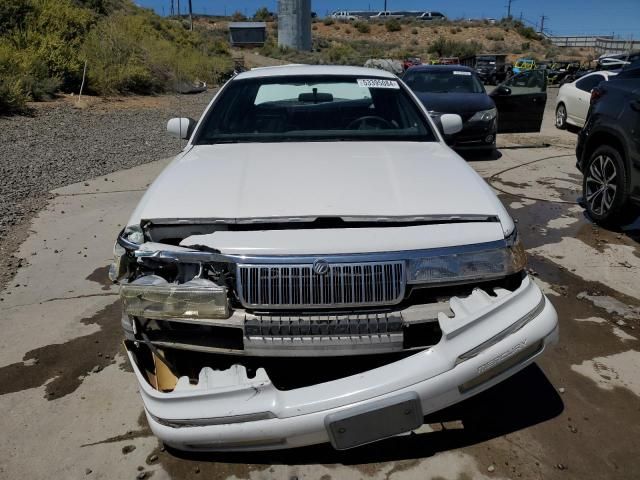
[137,0,640,38]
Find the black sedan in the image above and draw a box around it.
[403,65,497,152]
[403,65,549,152]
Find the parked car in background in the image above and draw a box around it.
[513,58,536,74]
[416,11,446,21]
[461,54,508,85]
[112,65,558,452]
[555,71,617,129]
[403,56,422,71]
[330,11,359,20]
[576,63,640,226]
[370,10,404,19]
[404,65,548,151]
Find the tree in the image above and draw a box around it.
[253,7,270,21]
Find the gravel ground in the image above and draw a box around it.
[0,92,214,288]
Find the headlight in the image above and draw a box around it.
[123,225,144,244]
[109,225,143,283]
[120,276,230,320]
[469,108,497,122]
[407,232,526,285]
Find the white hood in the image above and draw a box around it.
[129,142,513,235]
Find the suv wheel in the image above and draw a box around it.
[583,145,637,226]
[555,104,567,129]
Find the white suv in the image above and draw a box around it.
[112,65,558,451]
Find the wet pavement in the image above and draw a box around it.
[1,88,640,479]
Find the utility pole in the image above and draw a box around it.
[188,0,193,30]
[506,0,516,19]
[177,0,180,17]
[384,1,387,11]
[539,14,547,34]
[170,0,174,16]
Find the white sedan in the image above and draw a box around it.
[111,65,558,451]
[555,71,617,129]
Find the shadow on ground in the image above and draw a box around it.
[167,364,563,466]
[456,148,503,162]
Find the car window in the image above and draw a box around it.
[576,74,605,92]
[503,69,546,94]
[403,70,485,93]
[195,75,436,144]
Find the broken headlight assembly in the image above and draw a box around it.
[109,225,144,282]
[120,275,229,320]
[407,230,526,285]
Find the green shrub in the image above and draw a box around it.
[253,7,270,21]
[385,19,401,32]
[521,41,531,51]
[428,36,481,58]
[354,21,370,33]
[322,43,358,64]
[231,11,246,21]
[0,77,29,114]
[81,10,232,95]
[411,28,418,35]
[323,18,334,26]
[486,32,504,41]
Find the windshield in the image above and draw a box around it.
[403,69,485,94]
[194,75,436,144]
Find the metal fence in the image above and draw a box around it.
[545,34,639,54]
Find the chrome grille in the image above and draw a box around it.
[237,262,406,309]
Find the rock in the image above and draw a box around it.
[91,365,102,374]
[617,320,627,327]
[121,445,136,455]
[136,472,147,480]
[556,463,567,470]
[85,468,92,475]
[148,454,158,463]
[137,466,144,471]
[487,465,496,473]
[194,466,200,474]
[576,291,587,300]
[558,387,565,394]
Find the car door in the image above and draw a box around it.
[490,69,547,133]
[573,73,606,124]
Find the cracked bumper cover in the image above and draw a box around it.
[126,276,558,451]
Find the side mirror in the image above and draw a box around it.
[440,113,463,136]
[167,117,196,140]
[492,85,512,96]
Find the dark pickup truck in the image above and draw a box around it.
[461,54,508,85]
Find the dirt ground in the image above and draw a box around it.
[1,88,639,480]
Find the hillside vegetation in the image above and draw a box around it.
[249,17,593,66]
[0,0,233,114]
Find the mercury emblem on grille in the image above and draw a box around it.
[312,258,330,275]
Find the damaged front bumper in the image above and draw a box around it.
[124,275,558,451]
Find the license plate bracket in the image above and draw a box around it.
[325,392,423,450]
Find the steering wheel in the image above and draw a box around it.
[346,115,394,130]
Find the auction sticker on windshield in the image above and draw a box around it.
[453,71,472,76]
[357,79,400,89]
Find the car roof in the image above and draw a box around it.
[405,65,475,73]
[234,64,397,80]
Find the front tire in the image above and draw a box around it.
[555,104,567,129]
[583,145,638,226]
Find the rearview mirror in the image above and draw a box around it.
[492,85,512,96]
[440,114,463,136]
[167,117,197,140]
